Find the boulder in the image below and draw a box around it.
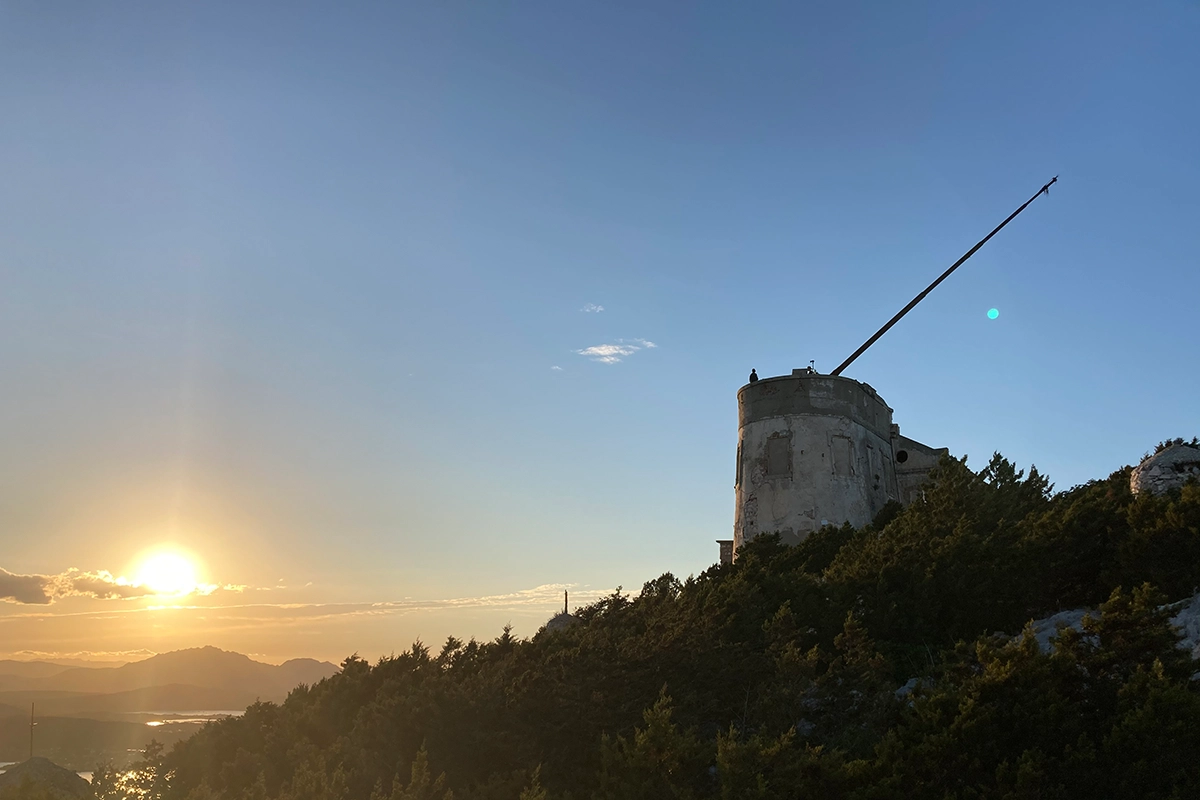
[1131,443,1200,495]
[542,612,578,633]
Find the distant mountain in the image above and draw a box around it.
[0,660,74,680]
[31,657,135,669]
[0,649,337,771]
[2,647,338,701]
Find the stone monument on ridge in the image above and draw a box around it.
[730,368,944,559]
[720,177,1059,563]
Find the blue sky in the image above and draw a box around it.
[1,1,1197,662]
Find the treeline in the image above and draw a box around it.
[81,453,1200,799]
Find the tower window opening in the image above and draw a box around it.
[766,437,791,477]
[832,436,855,476]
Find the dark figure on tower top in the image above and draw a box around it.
[748,369,758,383]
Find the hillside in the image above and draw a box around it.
[0,757,91,799]
[0,662,75,681]
[134,452,1200,800]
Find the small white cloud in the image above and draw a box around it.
[576,344,637,364]
[550,365,563,371]
[580,303,605,313]
[574,338,659,364]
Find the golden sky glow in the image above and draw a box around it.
[0,574,588,663]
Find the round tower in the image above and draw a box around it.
[734,370,899,557]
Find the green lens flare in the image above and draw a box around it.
[987,308,1000,320]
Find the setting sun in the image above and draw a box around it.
[134,552,198,596]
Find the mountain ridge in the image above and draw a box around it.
[0,661,77,680]
[0,647,338,699]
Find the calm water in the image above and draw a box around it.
[130,709,244,727]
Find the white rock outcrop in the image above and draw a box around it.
[542,612,578,633]
[1131,443,1200,496]
[1028,592,1200,659]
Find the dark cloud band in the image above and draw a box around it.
[0,566,233,605]
[0,567,53,604]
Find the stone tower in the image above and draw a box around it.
[731,369,945,561]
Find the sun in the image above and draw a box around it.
[134,552,199,596]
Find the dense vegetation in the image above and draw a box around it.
[44,453,1200,798]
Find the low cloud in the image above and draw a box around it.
[54,569,232,600]
[3,649,156,664]
[0,568,53,605]
[4,584,590,624]
[428,583,576,611]
[0,583,609,659]
[575,338,658,364]
[54,570,156,600]
[580,303,604,313]
[0,566,241,605]
[550,365,563,371]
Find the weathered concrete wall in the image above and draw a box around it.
[734,373,894,554]
[733,371,945,560]
[893,432,949,506]
[1131,443,1200,495]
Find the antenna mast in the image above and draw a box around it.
[830,176,1057,377]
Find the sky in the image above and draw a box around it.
[1,1,1197,665]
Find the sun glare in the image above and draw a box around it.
[135,552,198,596]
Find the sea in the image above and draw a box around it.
[128,709,245,727]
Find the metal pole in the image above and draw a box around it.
[830,176,1057,377]
[30,703,34,760]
